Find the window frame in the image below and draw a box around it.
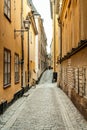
[3,48,11,88]
[4,0,11,21]
[14,53,19,84]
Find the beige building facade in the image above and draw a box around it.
[28,0,47,82]
[38,18,47,75]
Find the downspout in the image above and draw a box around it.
[52,0,58,82]
[60,21,62,86]
[21,0,24,90]
[27,29,29,87]
[53,0,56,72]
[60,1,63,87]
[60,22,62,63]
[58,16,62,87]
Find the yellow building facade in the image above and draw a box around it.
[0,0,47,114]
[0,0,38,113]
[0,0,22,104]
[57,0,87,119]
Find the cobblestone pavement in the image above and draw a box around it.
[0,70,87,130]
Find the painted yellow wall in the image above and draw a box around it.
[0,0,22,103]
[51,0,59,73]
[60,0,80,57]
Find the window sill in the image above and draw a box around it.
[4,84,11,89]
[15,81,19,85]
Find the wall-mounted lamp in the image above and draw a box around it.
[23,19,31,30]
[14,19,31,38]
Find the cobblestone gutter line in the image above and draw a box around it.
[56,86,87,130]
[56,90,76,130]
[0,88,36,130]
[1,102,26,130]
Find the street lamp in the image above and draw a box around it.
[14,19,30,35]
[23,19,31,30]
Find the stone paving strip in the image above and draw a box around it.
[55,87,87,130]
[0,70,87,130]
[0,88,36,130]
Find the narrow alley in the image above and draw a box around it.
[0,70,87,130]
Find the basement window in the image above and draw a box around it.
[4,0,11,21]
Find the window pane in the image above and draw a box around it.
[8,9,11,19]
[8,0,10,8]
[5,51,7,62]
[16,65,18,72]
[4,0,11,20]
[5,0,8,4]
[4,73,8,85]
[15,64,16,72]
[4,5,8,15]
[15,72,19,82]
[8,73,10,83]
[8,52,10,62]
[8,63,10,73]
[5,63,7,73]
[16,56,18,63]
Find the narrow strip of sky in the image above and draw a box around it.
[32,0,52,53]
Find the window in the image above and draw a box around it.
[4,49,11,87]
[4,0,11,20]
[14,54,19,83]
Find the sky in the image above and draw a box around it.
[32,0,52,53]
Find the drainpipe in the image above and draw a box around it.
[21,0,24,91]
[58,17,62,87]
[52,0,58,82]
[60,22,62,86]
[27,29,29,87]
[53,0,55,72]
[60,22,62,63]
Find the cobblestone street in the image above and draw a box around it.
[0,70,87,130]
